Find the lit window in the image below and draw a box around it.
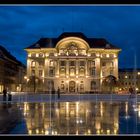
[110,70,113,75]
[39,53,44,57]
[31,70,35,76]
[70,61,75,66]
[79,68,85,76]
[102,62,106,67]
[138,72,140,75]
[60,61,66,66]
[106,54,109,58]
[91,68,96,76]
[31,61,36,67]
[49,68,54,77]
[92,61,95,66]
[125,75,128,79]
[50,60,54,67]
[80,61,85,66]
[31,53,36,57]
[39,70,43,77]
[70,68,75,76]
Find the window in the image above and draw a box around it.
[50,60,54,67]
[69,61,75,66]
[92,61,95,66]
[70,68,75,76]
[39,53,44,57]
[80,84,84,91]
[102,54,106,58]
[31,70,35,76]
[38,61,44,66]
[60,61,66,66]
[102,62,106,67]
[60,68,65,75]
[110,54,114,58]
[49,53,54,56]
[39,70,43,77]
[111,62,114,67]
[91,53,96,57]
[110,69,113,75]
[80,61,85,66]
[31,53,36,57]
[91,68,96,76]
[79,68,85,76]
[31,61,36,67]
[61,84,65,90]
[49,68,54,77]
[91,81,96,90]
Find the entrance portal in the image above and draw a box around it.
[69,81,76,92]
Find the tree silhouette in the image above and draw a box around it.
[102,75,118,93]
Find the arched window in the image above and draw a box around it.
[31,61,36,67]
[91,81,96,90]
[79,68,85,76]
[39,53,44,57]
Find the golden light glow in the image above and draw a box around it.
[87,129,91,134]
[125,102,128,113]
[96,53,100,57]
[28,130,32,135]
[114,129,117,134]
[36,129,39,134]
[28,53,31,57]
[125,75,128,78]
[96,129,100,134]
[45,130,49,135]
[138,72,140,75]
[55,75,59,78]
[46,53,48,57]
[107,129,110,134]
[55,53,58,56]
[136,88,139,91]
[36,53,39,57]
[24,76,27,79]
[88,54,90,57]
[66,80,69,83]
[106,54,109,58]
[114,54,117,58]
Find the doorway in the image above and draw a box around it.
[69,81,76,92]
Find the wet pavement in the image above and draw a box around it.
[0,101,140,135]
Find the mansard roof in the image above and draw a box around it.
[25,32,120,50]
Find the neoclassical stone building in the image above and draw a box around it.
[24,32,121,93]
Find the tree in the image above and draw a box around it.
[102,75,118,93]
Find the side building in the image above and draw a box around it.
[24,32,121,93]
[118,68,140,93]
[0,45,26,93]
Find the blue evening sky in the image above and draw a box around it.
[0,5,139,68]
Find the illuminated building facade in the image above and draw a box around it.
[118,68,140,93]
[24,32,121,93]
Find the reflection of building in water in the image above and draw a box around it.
[23,102,119,135]
[24,32,121,93]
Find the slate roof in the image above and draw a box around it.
[25,32,120,50]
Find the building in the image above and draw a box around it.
[24,32,121,93]
[118,68,140,93]
[0,45,26,93]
